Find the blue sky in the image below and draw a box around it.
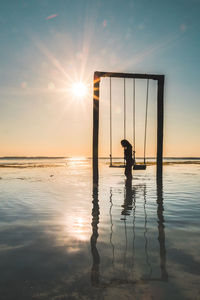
[0,0,199,156]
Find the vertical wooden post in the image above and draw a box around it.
[157,76,164,182]
[93,73,100,183]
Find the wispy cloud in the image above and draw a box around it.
[46,14,58,20]
[180,23,187,32]
[110,32,182,71]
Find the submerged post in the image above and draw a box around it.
[90,182,100,286]
[157,76,164,182]
[93,72,100,183]
[157,180,168,281]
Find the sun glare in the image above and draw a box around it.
[71,82,87,98]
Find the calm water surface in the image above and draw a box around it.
[0,158,199,300]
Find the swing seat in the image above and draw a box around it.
[109,162,125,168]
[133,164,146,170]
[109,164,125,168]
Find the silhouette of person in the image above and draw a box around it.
[121,139,134,179]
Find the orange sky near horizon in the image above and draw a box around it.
[0,74,199,158]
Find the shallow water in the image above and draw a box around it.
[0,158,199,300]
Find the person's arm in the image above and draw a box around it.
[132,150,135,165]
[124,148,128,162]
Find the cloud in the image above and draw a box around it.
[180,24,187,32]
[46,14,58,20]
[103,20,107,28]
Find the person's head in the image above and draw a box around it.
[121,139,132,148]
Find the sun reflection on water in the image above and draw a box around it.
[65,215,89,242]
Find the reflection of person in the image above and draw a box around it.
[121,178,133,216]
[121,139,134,179]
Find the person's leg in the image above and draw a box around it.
[125,164,132,179]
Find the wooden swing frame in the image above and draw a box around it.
[93,71,164,183]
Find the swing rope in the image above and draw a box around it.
[133,78,136,155]
[124,78,126,140]
[143,79,149,164]
[124,78,126,166]
[110,77,112,166]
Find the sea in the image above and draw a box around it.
[0,157,199,300]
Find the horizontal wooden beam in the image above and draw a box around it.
[94,71,164,81]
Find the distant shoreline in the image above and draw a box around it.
[0,157,67,159]
[0,157,199,160]
[0,156,199,168]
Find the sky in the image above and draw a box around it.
[0,0,200,157]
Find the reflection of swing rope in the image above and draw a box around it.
[131,188,136,280]
[143,186,152,278]
[109,188,115,267]
[123,184,128,269]
[123,217,128,269]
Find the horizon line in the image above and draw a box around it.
[0,156,200,160]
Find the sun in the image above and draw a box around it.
[71,81,87,98]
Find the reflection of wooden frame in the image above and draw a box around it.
[92,71,164,183]
[91,181,168,286]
